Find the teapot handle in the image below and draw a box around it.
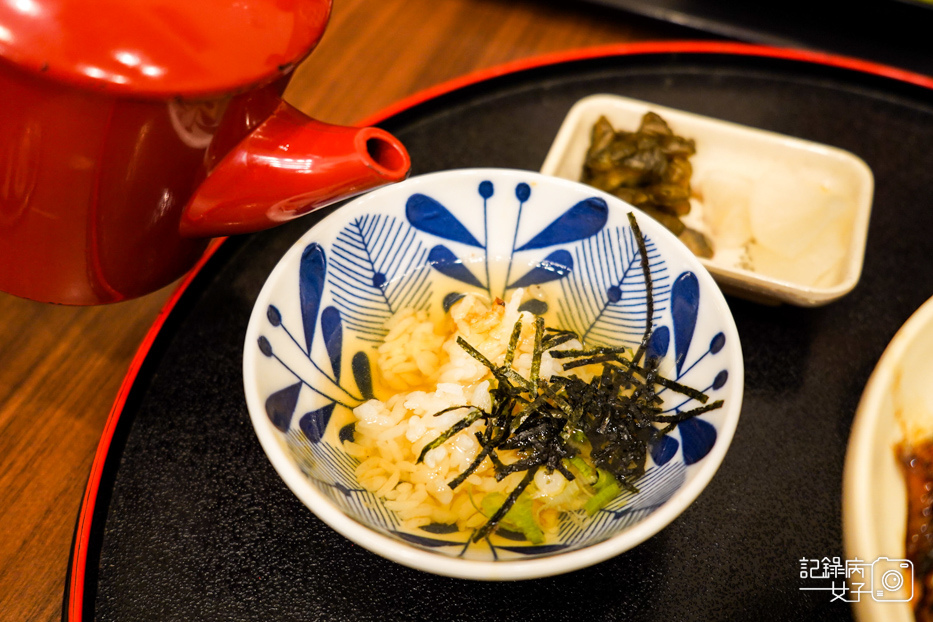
[179,101,410,237]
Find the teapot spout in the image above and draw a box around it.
[180,102,410,237]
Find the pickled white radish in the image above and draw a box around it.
[697,171,753,248]
[695,162,856,288]
[749,165,837,259]
[748,200,851,287]
[747,243,807,285]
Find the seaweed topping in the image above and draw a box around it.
[415,213,724,543]
[627,211,653,366]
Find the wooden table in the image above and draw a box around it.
[0,1,698,619]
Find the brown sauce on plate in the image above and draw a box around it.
[898,441,933,620]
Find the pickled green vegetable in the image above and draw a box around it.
[581,112,714,258]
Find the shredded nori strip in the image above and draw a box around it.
[413,213,724,544]
[548,346,630,359]
[457,336,533,391]
[447,444,494,491]
[529,316,544,395]
[541,330,578,350]
[559,352,709,404]
[503,316,523,369]
[628,211,653,367]
[650,400,725,423]
[473,469,537,542]
[417,406,485,463]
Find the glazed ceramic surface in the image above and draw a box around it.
[541,94,874,307]
[0,0,410,305]
[843,295,933,622]
[242,168,744,580]
[0,0,332,96]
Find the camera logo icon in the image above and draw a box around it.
[871,557,913,602]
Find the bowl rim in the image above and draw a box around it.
[242,167,745,580]
[842,295,933,620]
[539,93,875,307]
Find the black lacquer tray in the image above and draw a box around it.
[66,43,933,621]
[577,0,933,76]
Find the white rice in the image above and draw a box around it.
[343,290,587,534]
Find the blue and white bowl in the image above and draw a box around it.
[242,168,744,580]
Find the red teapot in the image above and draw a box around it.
[0,0,411,304]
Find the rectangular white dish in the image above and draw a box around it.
[540,94,875,306]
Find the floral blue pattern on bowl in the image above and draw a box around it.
[243,168,744,580]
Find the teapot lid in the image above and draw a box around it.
[0,0,332,97]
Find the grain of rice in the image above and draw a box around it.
[402,517,432,530]
[376,424,409,442]
[343,441,367,459]
[355,456,382,474]
[358,476,383,493]
[376,469,401,497]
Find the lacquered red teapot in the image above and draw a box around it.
[0,0,411,304]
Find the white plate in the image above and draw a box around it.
[843,295,933,621]
[540,94,875,306]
